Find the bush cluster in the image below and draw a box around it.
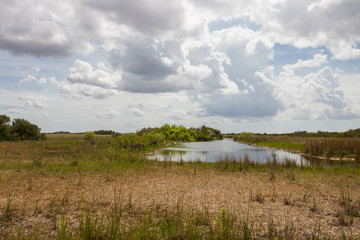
[0,114,45,141]
[116,124,222,151]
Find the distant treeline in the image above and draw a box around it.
[280,129,360,138]
[51,130,120,135]
[94,130,119,135]
[229,128,360,140]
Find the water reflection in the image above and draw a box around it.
[148,138,306,164]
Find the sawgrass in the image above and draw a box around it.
[1,134,360,239]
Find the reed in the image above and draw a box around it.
[303,138,360,160]
[1,134,360,239]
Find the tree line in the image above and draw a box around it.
[0,114,45,141]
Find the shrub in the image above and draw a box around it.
[11,118,45,140]
[84,131,96,144]
[0,114,11,141]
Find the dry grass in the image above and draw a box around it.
[1,166,360,239]
[1,135,360,239]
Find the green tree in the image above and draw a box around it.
[0,115,10,125]
[11,118,44,140]
[0,114,11,140]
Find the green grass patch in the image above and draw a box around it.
[254,141,304,152]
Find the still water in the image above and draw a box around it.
[148,138,306,164]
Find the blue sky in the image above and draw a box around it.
[0,0,359,133]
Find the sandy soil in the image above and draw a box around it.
[1,166,359,239]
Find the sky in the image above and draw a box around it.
[0,0,360,133]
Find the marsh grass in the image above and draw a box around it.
[0,134,158,174]
[1,134,358,176]
[235,133,360,161]
[215,154,262,172]
[52,198,340,240]
[304,138,360,160]
[338,185,360,226]
[1,193,14,222]
[54,200,260,240]
[1,134,360,239]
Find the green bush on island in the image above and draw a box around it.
[116,124,222,151]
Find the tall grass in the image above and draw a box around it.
[234,133,360,160]
[55,199,306,240]
[52,195,356,240]
[303,138,360,160]
[234,134,305,152]
[0,134,157,173]
[215,152,301,173]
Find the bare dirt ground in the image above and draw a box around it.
[1,166,360,239]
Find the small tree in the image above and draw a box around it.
[0,115,11,141]
[11,118,44,140]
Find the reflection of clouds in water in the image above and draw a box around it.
[149,139,304,164]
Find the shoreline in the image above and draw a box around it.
[143,141,184,157]
[235,140,357,162]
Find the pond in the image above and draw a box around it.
[148,138,307,164]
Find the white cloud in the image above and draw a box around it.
[277,66,358,120]
[96,107,118,119]
[57,82,118,99]
[19,75,56,85]
[307,0,342,11]
[0,1,75,57]
[67,59,121,88]
[283,53,328,71]
[253,0,360,60]
[190,26,282,117]
[18,96,48,109]
[0,0,358,61]
[132,108,144,117]
[7,108,22,115]
[1,0,360,133]
[20,75,37,84]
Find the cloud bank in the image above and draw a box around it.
[1,0,359,132]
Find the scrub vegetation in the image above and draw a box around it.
[233,129,360,161]
[0,114,45,141]
[0,123,360,239]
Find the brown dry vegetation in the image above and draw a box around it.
[1,135,360,239]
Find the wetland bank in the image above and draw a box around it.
[1,123,360,239]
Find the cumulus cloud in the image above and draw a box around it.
[7,108,22,115]
[277,66,358,120]
[190,26,282,118]
[67,60,121,88]
[19,96,48,109]
[110,40,177,79]
[57,82,118,99]
[1,0,359,62]
[124,103,145,118]
[253,0,360,60]
[85,0,187,38]
[2,0,360,129]
[20,75,37,84]
[283,53,328,71]
[96,107,118,119]
[0,1,74,57]
[20,75,56,84]
[49,60,120,99]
